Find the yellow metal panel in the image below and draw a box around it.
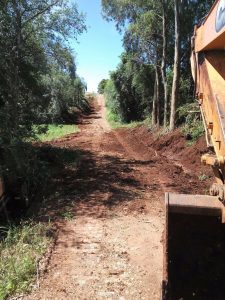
[195,0,225,52]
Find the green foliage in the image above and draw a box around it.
[178,103,205,143]
[167,70,194,109]
[105,53,154,123]
[106,111,148,129]
[177,102,200,122]
[0,0,86,207]
[104,79,121,122]
[0,222,52,300]
[105,77,152,129]
[185,121,205,145]
[59,209,74,221]
[0,0,86,139]
[36,125,80,142]
[98,79,109,94]
[106,111,121,128]
[199,173,208,182]
[1,142,53,206]
[102,0,215,128]
[102,0,171,126]
[41,53,87,123]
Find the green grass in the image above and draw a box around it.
[181,120,205,146]
[37,124,80,142]
[106,110,151,129]
[59,209,74,221]
[199,173,208,181]
[0,222,52,300]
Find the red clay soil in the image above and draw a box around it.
[151,129,209,170]
[116,125,214,188]
[24,96,212,300]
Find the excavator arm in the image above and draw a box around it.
[194,0,225,52]
[162,1,225,299]
[191,0,225,199]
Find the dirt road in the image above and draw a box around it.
[25,95,208,300]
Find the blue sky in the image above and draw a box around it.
[71,0,124,92]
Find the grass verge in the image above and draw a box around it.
[181,120,204,146]
[37,124,80,142]
[0,222,52,300]
[106,110,151,129]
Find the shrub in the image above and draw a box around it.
[178,102,205,142]
[0,222,52,299]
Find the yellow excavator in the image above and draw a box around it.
[162,0,225,299]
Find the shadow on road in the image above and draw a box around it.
[32,144,159,221]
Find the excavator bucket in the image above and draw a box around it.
[162,193,225,300]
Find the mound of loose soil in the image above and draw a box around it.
[117,126,213,180]
[151,129,207,168]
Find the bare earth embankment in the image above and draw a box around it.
[24,95,210,300]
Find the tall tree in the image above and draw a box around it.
[102,0,216,129]
[107,53,155,123]
[169,0,181,131]
[161,0,169,127]
[102,0,173,126]
[124,11,162,125]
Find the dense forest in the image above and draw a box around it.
[0,0,87,207]
[100,0,214,129]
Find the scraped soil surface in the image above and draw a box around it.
[24,96,212,300]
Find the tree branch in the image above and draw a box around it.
[22,0,61,27]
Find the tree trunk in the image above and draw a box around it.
[156,65,160,127]
[161,0,168,128]
[169,0,181,131]
[152,71,157,126]
[152,65,160,127]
